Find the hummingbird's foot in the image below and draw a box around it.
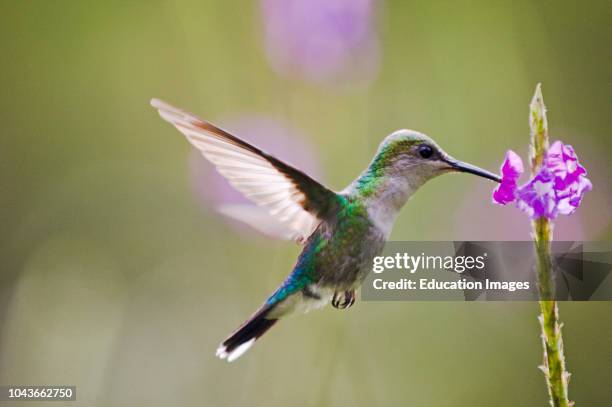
[331,290,355,310]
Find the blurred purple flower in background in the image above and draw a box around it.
[190,115,323,238]
[492,141,592,219]
[260,0,380,86]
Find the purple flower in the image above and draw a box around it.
[260,0,379,85]
[546,141,586,184]
[515,169,557,219]
[492,141,592,219]
[492,150,523,204]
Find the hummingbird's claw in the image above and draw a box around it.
[332,290,355,310]
[331,292,341,308]
[347,290,355,308]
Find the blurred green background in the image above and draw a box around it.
[1,1,611,406]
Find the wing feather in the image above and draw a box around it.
[151,99,339,243]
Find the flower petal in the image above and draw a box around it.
[545,141,586,184]
[516,170,557,219]
[493,181,518,205]
[501,150,524,180]
[492,150,523,205]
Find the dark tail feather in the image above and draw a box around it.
[216,304,278,362]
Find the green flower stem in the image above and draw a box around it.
[529,84,572,407]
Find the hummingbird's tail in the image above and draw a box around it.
[216,304,278,362]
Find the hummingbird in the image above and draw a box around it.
[151,99,501,362]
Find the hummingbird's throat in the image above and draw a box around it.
[358,175,417,236]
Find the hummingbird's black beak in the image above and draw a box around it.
[443,158,501,183]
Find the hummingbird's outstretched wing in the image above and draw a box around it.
[216,204,305,241]
[151,99,340,243]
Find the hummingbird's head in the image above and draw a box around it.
[371,130,501,187]
[351,130,501,232]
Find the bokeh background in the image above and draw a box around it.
[1,1,611,406]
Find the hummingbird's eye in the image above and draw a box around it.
[417,144,434,159]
